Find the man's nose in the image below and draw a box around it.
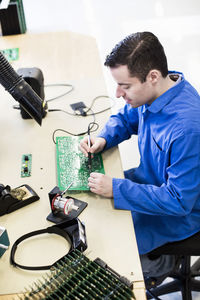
[116,85,125,98]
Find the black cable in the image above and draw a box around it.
[44,83,74,102]
[49,106,96,124]
[12,83,74,111]
[44,84,113,115]
[52,121,99,144]
[146,289,162,300]
[48,95,115,117]
[84,95,115,116]
[48,108,75,116]
[87,122,94,136]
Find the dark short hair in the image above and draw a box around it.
[104,32,168,82]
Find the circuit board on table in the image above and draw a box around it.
[56,136,105,191]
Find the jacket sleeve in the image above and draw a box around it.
[113,134,200,216]
[98,104,139,149]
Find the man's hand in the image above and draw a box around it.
[79,136,106,157]
[88,172,113,198]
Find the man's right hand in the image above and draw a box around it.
[79,136,106,157]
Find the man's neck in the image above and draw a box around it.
[156,75,176,99]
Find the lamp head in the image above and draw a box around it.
[0,51,46,125]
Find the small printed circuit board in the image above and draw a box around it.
[21,154,32,177]
[0,48,19,61]
[56,136,105,191]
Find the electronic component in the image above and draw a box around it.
[0,226,10,258]
[0,184,39,216]
[0,48,19,61]
[56,136,105,191]
[70,101,87,116]
[19,249,134,299]
[21,154,32,177]
[47,186,88,224]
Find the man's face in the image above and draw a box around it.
[110,65,157,108]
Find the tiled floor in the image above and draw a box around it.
[22,1,200,298]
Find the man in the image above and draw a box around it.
[80,32,200,280]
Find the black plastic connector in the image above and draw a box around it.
[70,101,87,116]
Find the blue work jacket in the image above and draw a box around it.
[99,72,200,254]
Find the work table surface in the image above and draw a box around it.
[0,31,146,299]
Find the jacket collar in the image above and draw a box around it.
[145,71,184,114]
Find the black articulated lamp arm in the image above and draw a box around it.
[0,51,46,125]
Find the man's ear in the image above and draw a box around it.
[146,69,160,84]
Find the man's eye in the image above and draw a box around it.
[123,86,130,90]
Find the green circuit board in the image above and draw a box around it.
[1,48,19,61]
[21,154,32,177]
[56,136,105,191]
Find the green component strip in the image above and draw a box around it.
[22,249,134,300]
[0,48,19,61]
[56,136,105,191]
[21,154,32,177]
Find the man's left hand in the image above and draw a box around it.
[88,172,113,198]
